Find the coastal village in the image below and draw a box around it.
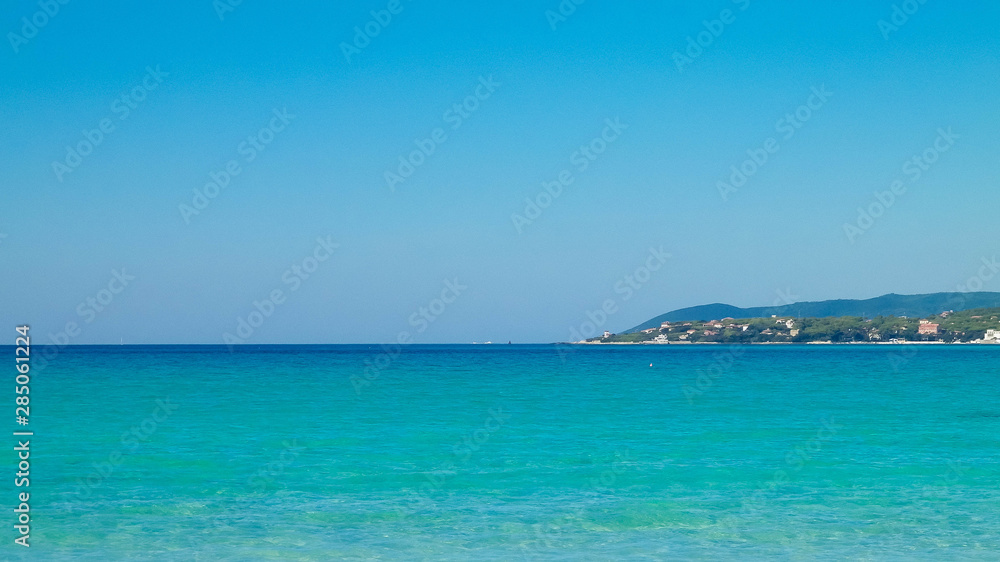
[591,308,1000,344]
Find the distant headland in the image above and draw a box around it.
[579,292,1000,345]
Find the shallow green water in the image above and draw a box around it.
[5,344,1000,559]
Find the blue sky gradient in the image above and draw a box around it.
[1,0,998,344]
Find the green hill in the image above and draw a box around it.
[625,292,1000,333]
[600,307,1000,344]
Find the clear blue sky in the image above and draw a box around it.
[1,0,998,344]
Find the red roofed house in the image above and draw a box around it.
[918,323,940,335]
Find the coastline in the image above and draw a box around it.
[563,340,999,345]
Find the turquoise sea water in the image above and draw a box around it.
[5,344,1000,559]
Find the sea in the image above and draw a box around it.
[5,344,1000,560]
